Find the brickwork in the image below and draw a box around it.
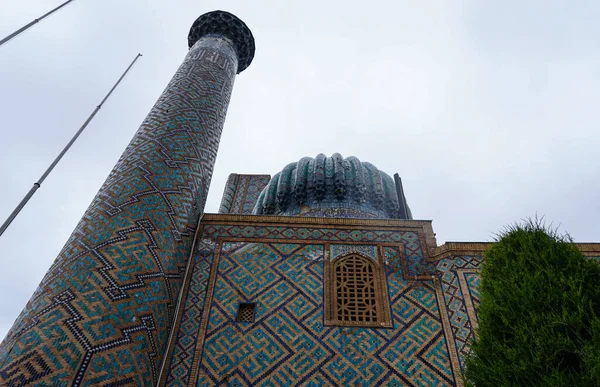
[218,174,271,214]
[0,25,247,387]
[218,174,238,214]
[435,256,482,370]
[159,216,600,386]
[161,216,468,386]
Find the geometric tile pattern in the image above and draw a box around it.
[162,225,600,386]
[164,239,215,387]
[0,35,240,386]
[331,244,378,261]
[435,255,483,370]
[462,273,481,306]
[435,254,599,371]
[201,224,420,243]
[162,220,461,386]
[195,243,454,386]
[218,174,271,214]
[199,224,434,279]
[218,174,238,213]
[218,174,239,214]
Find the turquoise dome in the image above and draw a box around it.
[253,153,411,219]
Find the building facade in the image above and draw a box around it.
[1,10,599,387]
[157,157,600,387]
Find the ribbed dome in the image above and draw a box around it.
[253,153,412,219]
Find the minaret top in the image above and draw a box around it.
[188,10,255,73]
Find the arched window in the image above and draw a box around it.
[324,251,392,328]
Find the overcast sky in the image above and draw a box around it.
[0,0,598,339]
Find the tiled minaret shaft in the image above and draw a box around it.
[0,11,254,386]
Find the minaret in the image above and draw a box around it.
[0,10,254,386]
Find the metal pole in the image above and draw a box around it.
[0,53,143,238]
[0,0,77,48]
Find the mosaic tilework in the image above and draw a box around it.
[0,35,240,386]
[193,242,454,386]
[163,239,215,387]
[201,223,414,243]
[200,223,434,279]
[236,175,271,214]
[161,220,461,385]
[159,218,600,386]
[435,254,600,371]
[218,174,271,214]
[331,244,378,261]
[435,256,483,370]
[458,271,481,332]
[298,207,385,219]
[218,174,238,214]
[253,154,411,219]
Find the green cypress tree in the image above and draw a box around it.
[464,218,600,386]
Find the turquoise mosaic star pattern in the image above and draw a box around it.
[0,30,245,386]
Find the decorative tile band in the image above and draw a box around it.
[435,255,483,370]
[218,174,239,214]
[330,244,378,261]
[219,175,271,215]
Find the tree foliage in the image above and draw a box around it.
[465,218,600,386]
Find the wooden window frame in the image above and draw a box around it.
[324,249,392,328]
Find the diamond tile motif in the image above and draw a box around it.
[164,226,457,386]
[435,255,483,369]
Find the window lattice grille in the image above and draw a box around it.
[324,250,393,328]
[335,255,377,322]
[236,303,256,323]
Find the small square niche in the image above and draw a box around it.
[236,303,256,323]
